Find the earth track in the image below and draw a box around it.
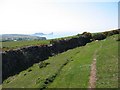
[88,50,97,89]
[88,42,102,89]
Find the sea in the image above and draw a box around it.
[34,32,79,40]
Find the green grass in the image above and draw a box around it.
[2,40,50,51]
[2,34,119,88]
[96,35,119,88]
[48,41,101,88]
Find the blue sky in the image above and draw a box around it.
[0,0,119,34]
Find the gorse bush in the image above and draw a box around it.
[92,33,106,40]
[103,29,120,37]
[81,32,92,39]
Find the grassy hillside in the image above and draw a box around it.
[2,34,119,88]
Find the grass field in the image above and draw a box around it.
[1,40,50,51]
[1,34,78,51]
[2,34,119,88]
[96,35,119,88]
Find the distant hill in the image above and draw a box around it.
[34,33,45,35]
[0,34,46,42]
[33,32,53,36]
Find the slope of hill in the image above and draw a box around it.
[2,40,50,51]
[2,34,119,88]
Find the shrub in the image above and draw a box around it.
[38,61,50,68]
[107,30,119,36]
[112,30,119,34]
[28,69,32,72]
[77,34,81,36]
[103,31,109,37]
[93,33,106,40]
[117,38,120,41]
[82,32,92,39]
[103,29,119,37]
[107,31,114,36]
[50,39,59,45]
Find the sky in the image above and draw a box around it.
[0,0,119,35]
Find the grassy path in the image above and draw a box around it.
[88,42,103,89]
[88,50,97,88]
